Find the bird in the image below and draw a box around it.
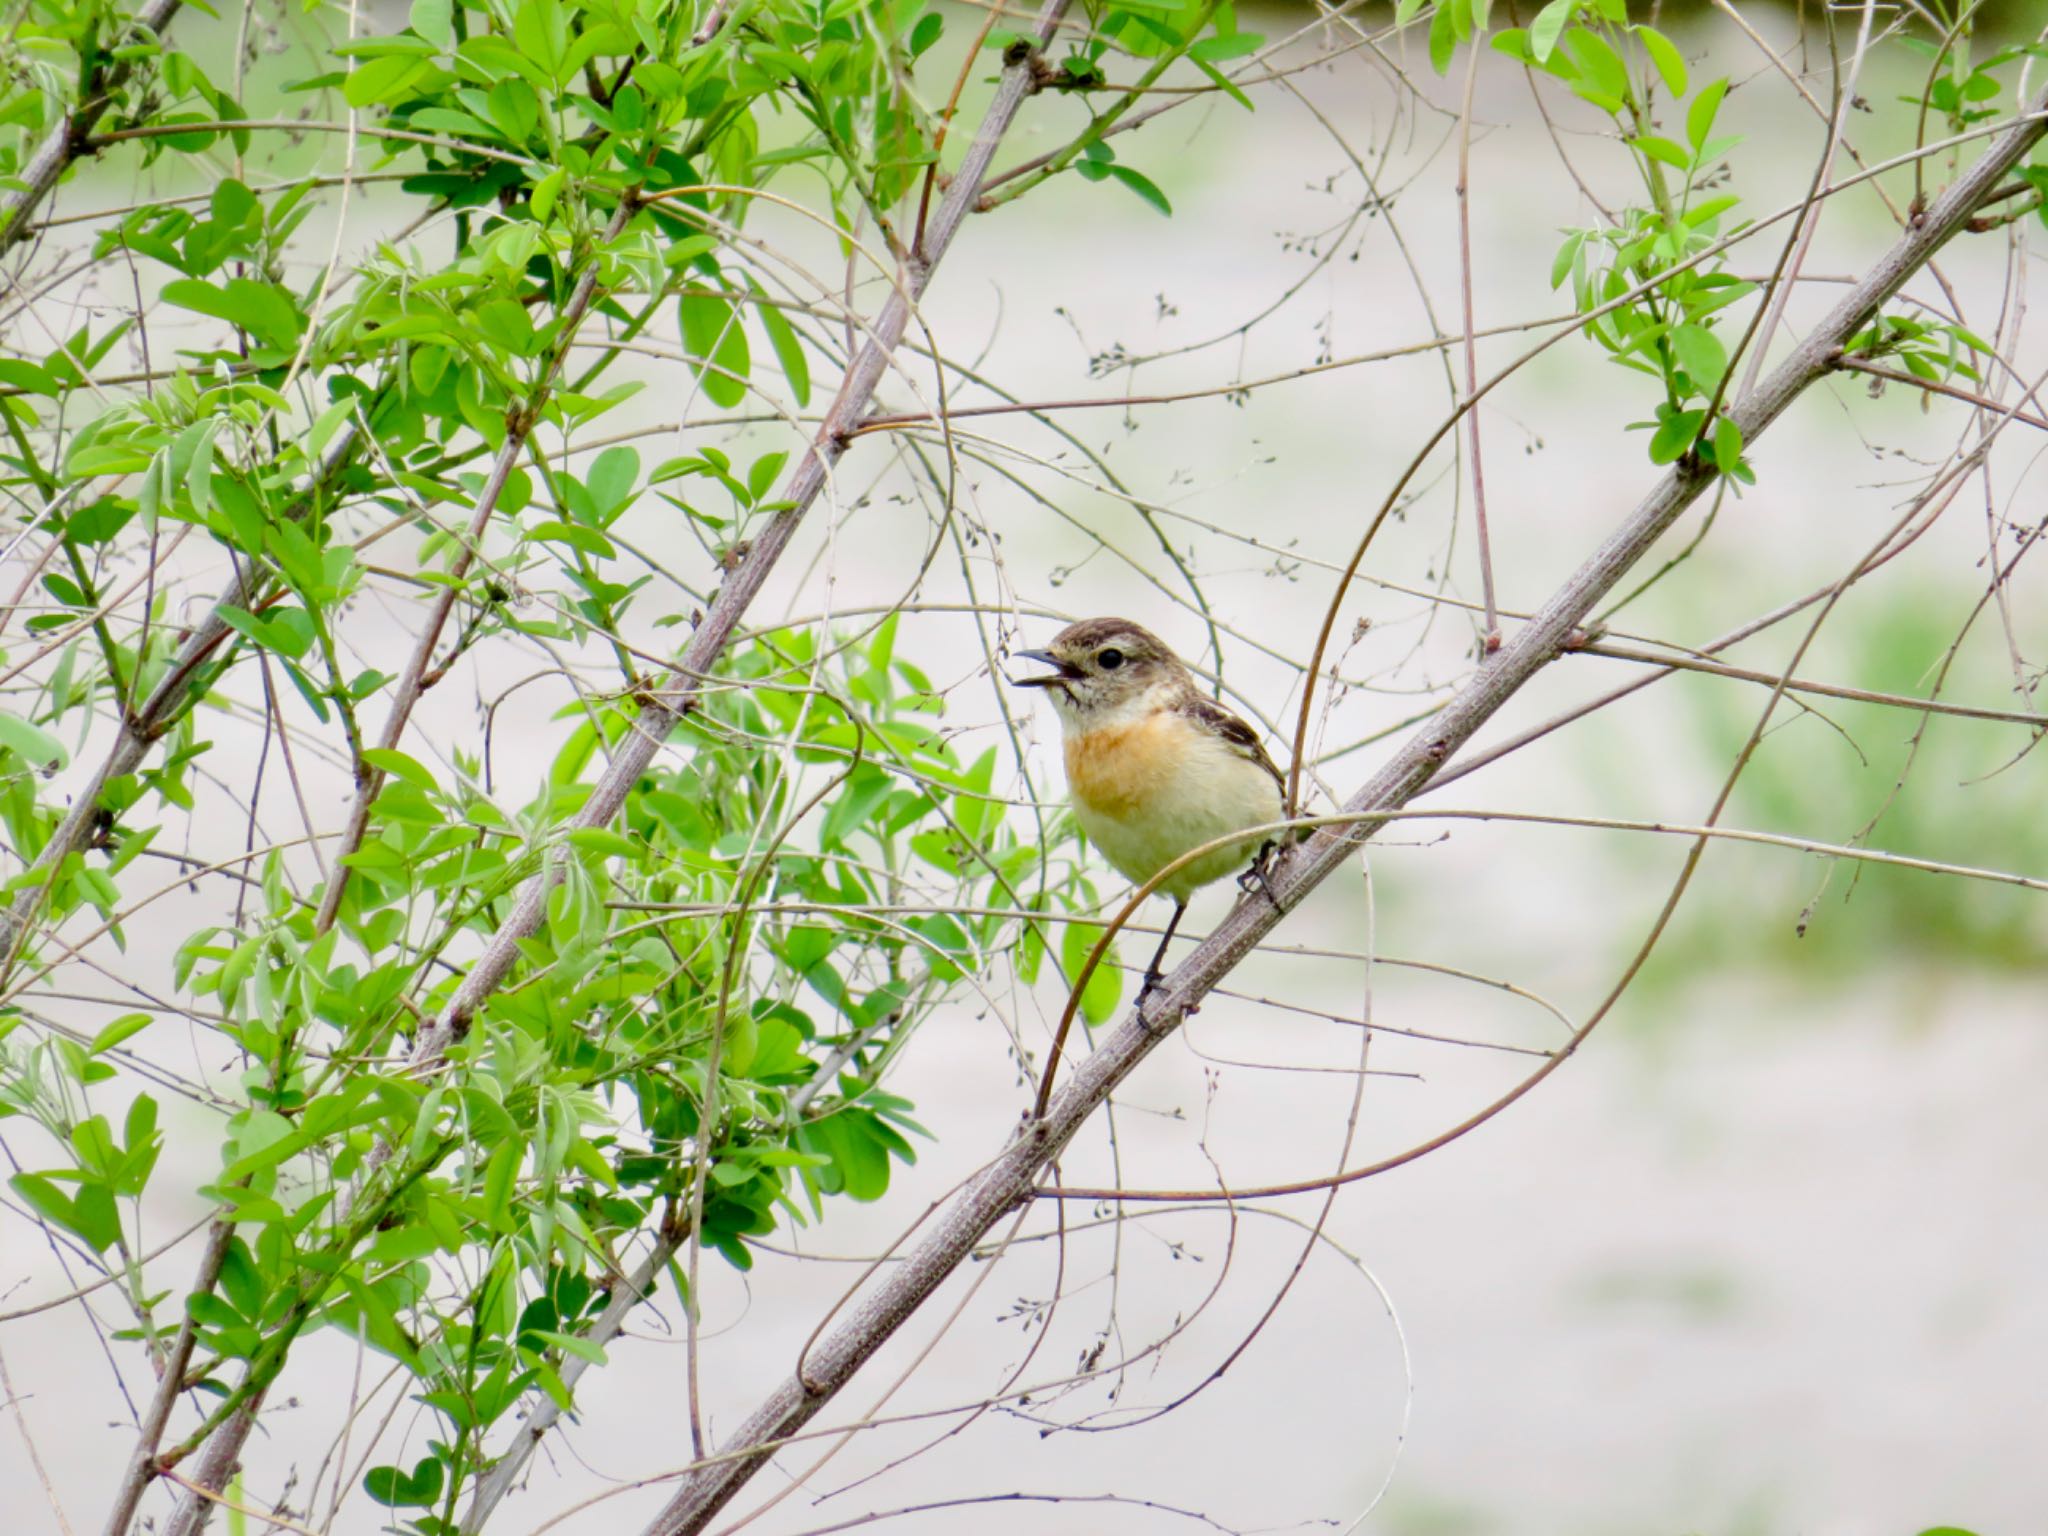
[1009,617,1286,999]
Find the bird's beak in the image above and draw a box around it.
[1007,648,1079,688]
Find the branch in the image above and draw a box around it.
[457,1231,682,1533]
[178,1,1069,1525]
[313,206,633,934]
[0,423,363,976]
[405,0,1075,1065]
[0,0,182,252]
[97,1222,232,1536]
[630,84,2048,1536]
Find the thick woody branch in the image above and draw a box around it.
[152,1388,256,1536]
[458,1231,682,1533]
[0,0,182,252]
[406,0,1074,1066]
[631,86,2048,1536]
[97,1221,231,1536]
[313,208,631,934]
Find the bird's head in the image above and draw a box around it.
[1008,617,1187,727]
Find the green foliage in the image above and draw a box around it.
[1488,8,1755,479]
[0,0,1206,1524]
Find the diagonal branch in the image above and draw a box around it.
[405,0,1075,1067]
[312,206,633,935]
[0,0,182,253]
[457,1229,682,1533]
[0,424,363,978]
[630,84,2048,1536]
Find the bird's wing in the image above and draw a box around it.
[1182,695,1286,795]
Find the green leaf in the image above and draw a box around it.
[531,166,566,223]
[1561,27,1629,106]
[481,1139,521,1231]
[1060,919,1125,1025]
[361,747,439,791]
[530,1328,609,1365]
[565,827,639,859]
[1682,194,1741,228]
[1428,0,1459,74]
[1711,413,1743,474]
[1528,0,1575,62]
[0,711,66,768]
[90,1012,152,1054]
[1631,133,1691,170]
[749,278,811,407]
[1670,322,1727,390]
[410,0,454,48]
[1107,164,1173,217]
[1190,31,1261,63]
[364,1459,445,1509]
[678,288,751,409]
[341,54,429,108]
[1549,229,1587,289]
[1648,407,1704,463]
[11,1172,121,1252]
[513,0,569,79]
[586,445,639,517]
[0,358,58,395]
[487,77,541,143]
[527,520,616,557]
[1686,77,1728,151]
[220,1109,309,1181]
[159,278,302,351]
[1636,24,1687,96]
[746,451,788,503]
[801,1111,903,1202]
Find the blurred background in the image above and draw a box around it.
[4,1,2047,1532]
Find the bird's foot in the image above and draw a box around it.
[1137,967,1167,1010]
[1134,967,1193,1028]
[1237,839,1284,914]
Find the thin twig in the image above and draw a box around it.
[1454,40,1498,650]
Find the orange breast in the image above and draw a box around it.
[1063,714,1180,820]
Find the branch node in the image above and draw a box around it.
[1137,994,1185,1034]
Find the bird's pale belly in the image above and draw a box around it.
[1065,713,1281,902]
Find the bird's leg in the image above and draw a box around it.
[1138,900,1187,1007]
[1236,839,1284,915]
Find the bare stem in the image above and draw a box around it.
[1455,40,1498,650]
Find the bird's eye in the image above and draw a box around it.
[1097,648,1124,671]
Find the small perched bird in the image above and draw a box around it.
[1009,617,1286,995]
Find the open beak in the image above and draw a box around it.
[1007,648,1079,689]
